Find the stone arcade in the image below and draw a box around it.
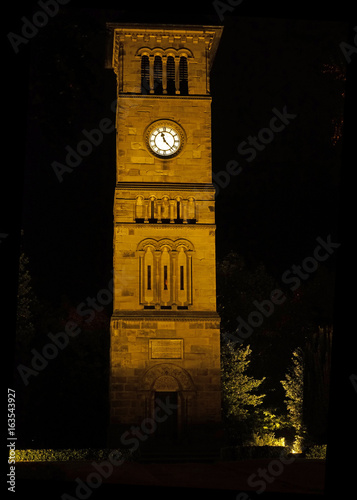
[106,23,223,448]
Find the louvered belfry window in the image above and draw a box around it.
[141,54,189,95]
[179,56,188,95]
[154,56,163,95]
[167,56,176,95]
[141,55,150,94]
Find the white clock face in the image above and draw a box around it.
[149,126,181,157]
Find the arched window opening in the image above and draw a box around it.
[141,55,150,94]
[167,56,176,95]
[154,56,163,95]
[177,246,189,305]
[143,246,154,304]
[139,51,189,96]
[147,265,152,290]
[161,247,171,305]
[164,265,168,290]
[179,56,188,95]
[138,239,193,309]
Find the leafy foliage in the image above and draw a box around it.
[14,448,128,462]
[305,444,327,459]
[281,348,306,451]
[221,341,266,421]
[245,432,285,447]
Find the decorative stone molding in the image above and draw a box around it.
[136,47,194,59]
[140,363,196,391]
[136,237,195,252]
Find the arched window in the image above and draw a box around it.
[138,239,193,309]
[140,52,189,95]
[177,246,187,304]
[167,56,176,95]
[141,55,150,94]
[154,56,163,95]
[161,246,171,305]
[143,246,154,304]
[179,56,188,95]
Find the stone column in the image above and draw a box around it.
[149,55,154,94]
[175,57,180,95]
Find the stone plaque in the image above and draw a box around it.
[150,339,183,359]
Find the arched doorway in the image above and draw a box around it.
[154,375,179,442]
[140,364,196,442]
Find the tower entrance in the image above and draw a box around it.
[154,392,178,443]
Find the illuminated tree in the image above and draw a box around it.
[221,340,266,443]
[281,348,306,452]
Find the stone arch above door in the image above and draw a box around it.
[154,375,179,392]
[140,363,196,392]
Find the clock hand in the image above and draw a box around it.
[161,132,174,150]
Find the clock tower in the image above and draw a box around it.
[106,23,223,450]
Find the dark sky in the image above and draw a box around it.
[3,0,357,482]
[5,7,349,307]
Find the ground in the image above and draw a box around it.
[16,458,325,498]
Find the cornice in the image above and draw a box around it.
[108,23,223,72]
[115,223,216,230]
[117,94,212,101]
[115,182,216,191]
[111,310,220,322]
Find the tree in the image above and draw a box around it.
[303,326,332,442]
[281,348,306,452]
[221,339,266,443]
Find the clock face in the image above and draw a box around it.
[146,121,185,158]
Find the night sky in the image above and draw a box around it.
[5,8,348,305]
[3,1,357,474]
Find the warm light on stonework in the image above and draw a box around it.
[106,23,223,447]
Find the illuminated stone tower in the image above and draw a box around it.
[106,23,223,447]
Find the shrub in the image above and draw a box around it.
[305,444,327,459]
[245,432,285,447]
[14,449,113,462]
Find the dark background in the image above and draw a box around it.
[2,1,356,493]
[8,11,347,303]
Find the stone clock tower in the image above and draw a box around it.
[106,23,223,449]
